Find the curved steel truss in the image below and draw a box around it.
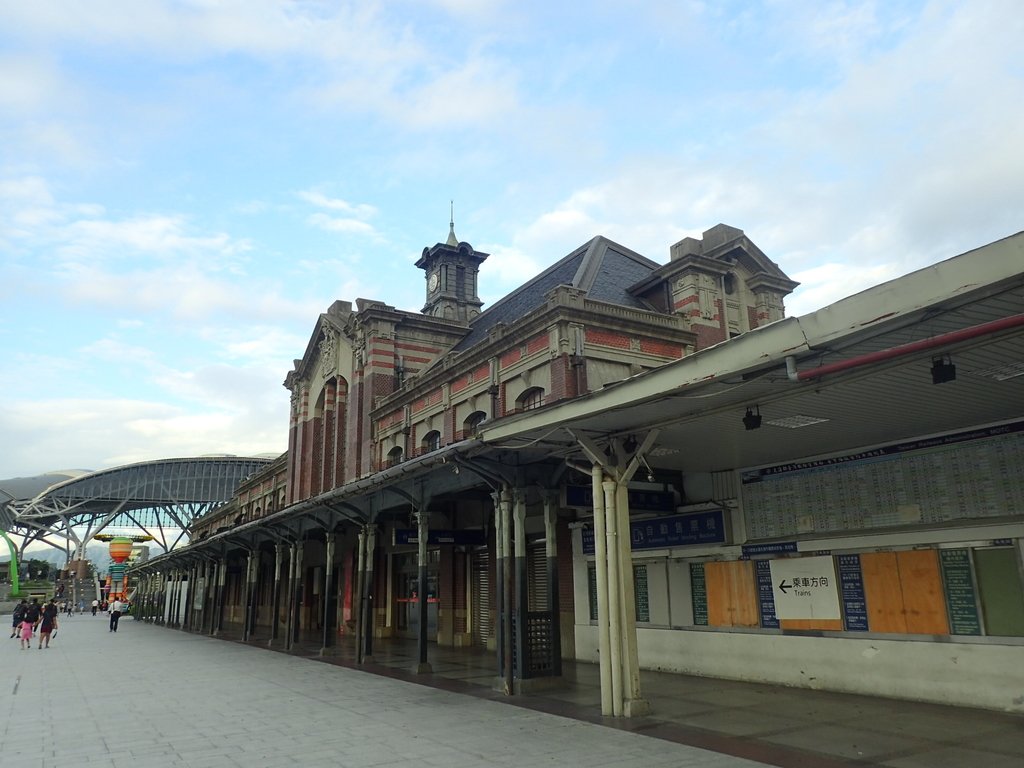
[8,456,274,555]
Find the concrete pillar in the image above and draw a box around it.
[270,543,284,645]
[242,550,256,642]
[513,489,528,682]
[603,478,623,716]
[499,488,513,693]
[292,542,304,646]
[363,525,376,661]
[544,493,562,677]
[492,490,505,683]
[615,482,648,717]
[169,570,180,628]
[414,510,432,674]
[592,466,613,716]
[355,529,366,663]
[183,565,195,631]
[214,557,228,635]
[321,533,335,654]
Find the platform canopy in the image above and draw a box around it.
[4,456,274,554]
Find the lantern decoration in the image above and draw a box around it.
[95,534,153,601]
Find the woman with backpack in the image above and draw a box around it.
[9,599,27,638]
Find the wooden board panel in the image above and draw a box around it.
[779,618,845,631]
[896,550,950,635]
[860,552,908,633]
[705,560,759,628]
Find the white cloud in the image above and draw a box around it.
[0,397,286,477]
[297,190,377,218]
[307,213,377,236]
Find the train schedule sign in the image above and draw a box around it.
[769,556,842,620]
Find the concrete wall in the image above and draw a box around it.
[574,623,1024,713]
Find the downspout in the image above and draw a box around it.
[787,312,1024,381]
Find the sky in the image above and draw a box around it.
[1,0,1022,480]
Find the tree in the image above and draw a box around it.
[25,558,51,581]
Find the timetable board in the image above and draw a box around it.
[741,421,1024,540]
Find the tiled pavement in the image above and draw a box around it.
[4,613,1023,768]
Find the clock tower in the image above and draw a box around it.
[416,212,489,321]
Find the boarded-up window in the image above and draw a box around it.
[861,550,950,635]
[705,560,759,627]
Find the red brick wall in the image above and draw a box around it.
[673,293,700,311]
[500,347,522,368]
[694,322,727,350]
[310,415,323,497]
[639,338,684,358]
[549,354,569,402]
[299,411,313,500]
[322,407,335,492]
[585,328,631,349]
[286,416,298,505]
[526,333,548,355]
[334,382,347,486]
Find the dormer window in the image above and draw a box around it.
[724,272,737,295]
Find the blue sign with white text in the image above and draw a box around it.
[581,509,727,555]
[565,485,675,512]
[837,554,869,631]
[756,559,779,629]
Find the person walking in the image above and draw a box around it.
[18,615,34,650]
[10,599,27,638]
[109,597,124,632]
[24,599,41,632]
[91,598,98,616]
[38,601,58,649]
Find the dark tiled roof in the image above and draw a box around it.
[452,236,660,354]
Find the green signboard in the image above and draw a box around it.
[690,562,708,626]
[939,549,982,636]
[633,565,650,623]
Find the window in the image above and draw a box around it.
[387,446,404,467]
[421,430,441,453]
[464,411,487,435]
[517,387,545,412]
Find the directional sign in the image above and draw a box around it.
[769,556,841,620]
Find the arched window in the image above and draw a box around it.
[517,387,545,412]
[464,411,487,436]
[387,446,404,467]
[421,430,441,453]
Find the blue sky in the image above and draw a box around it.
[1,0,1022,479]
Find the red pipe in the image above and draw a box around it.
[796,312,1024,381]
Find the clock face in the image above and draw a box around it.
[428,271,439,292]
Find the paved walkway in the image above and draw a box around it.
[6,614,1024,767]
[1,613,764,768]
[260,630,1024,768]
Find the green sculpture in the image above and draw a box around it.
[1,529,20,596]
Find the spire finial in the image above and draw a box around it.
[446,200,458,246]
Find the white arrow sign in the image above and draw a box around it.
[769,555,841,620]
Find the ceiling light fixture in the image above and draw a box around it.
[931,355,956,385]
[743,406,762,431]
